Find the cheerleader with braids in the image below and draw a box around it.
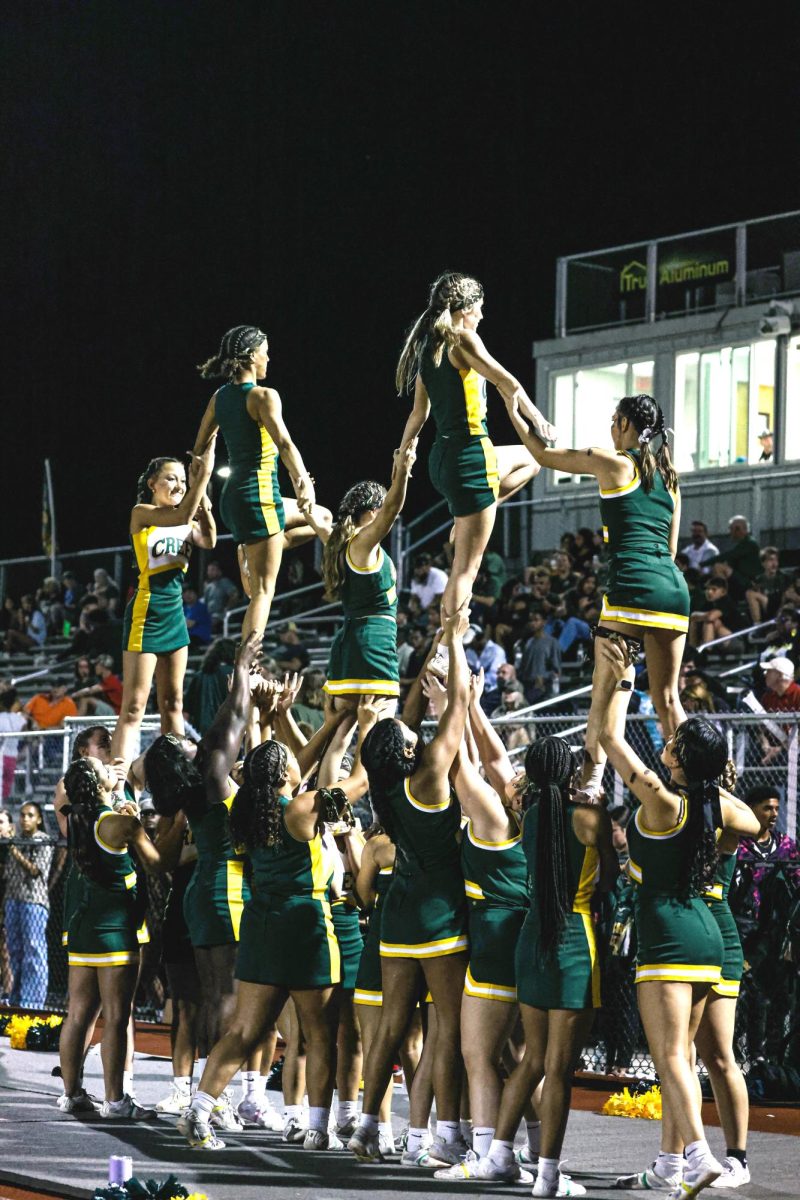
[510,393,689,802]
[57,755,186,1119]
[599,638,760,1199]
[178,695,387,1152]
[111,441,217,781]
[396,272,554,674]
[194,325,331,638]
[470,736,616,1197]
[349,610,471,1167]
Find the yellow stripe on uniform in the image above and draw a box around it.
[324,678,400,696]
[309,835,342,985]
[600,594,689,633]
[581,913,602,1007]
[628,857,643,884]
[480,437,500,498]
[226,860,245,941]
[598,473,641,498]
[126,586,151,652]
[136,918,150,945]
[464,965,517,1003]
[354,988,383,1006]
[124,871,137,890]
[257,425,282,535]
[466,820,521,851]
[380,933,469,958]
[573,845,600,914]
[94,810,127,855]
[404,776,451,812]
[635,801,687,840]
[460,368,487,436]
[712,978,741,998]
[635,962,721,984]
[464,879,485,900]
[703,884,724,902]
[345,540,383,574]
[68,950,139,967]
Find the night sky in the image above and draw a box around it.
[3,3,800,566]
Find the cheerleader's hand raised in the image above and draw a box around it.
[277,672,302,711]
[469,667,485,706]
[392,438,418,481]
[237,629,264,670]
[443,608,472,643]
[357,694,393,731]
[421,671,448,718]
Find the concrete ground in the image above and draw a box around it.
[1,1041,798,1200]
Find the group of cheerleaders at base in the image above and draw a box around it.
[54,271,760,1199]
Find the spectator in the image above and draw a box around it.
[688,576,739,648]
[65,605,121,669]
[73,655,93,690]
[273,623,310,672]
[760,656,800,713]
[0,809,12,996]
[679,678,719,714]
[291,668,326,733]
[518,610,561,705]
[2,801,52,1009]
[183,638,236,735]
[746,547,789,626]
[757,429,773,463]
[571,527,596,571]
[0,596,20,636]
[496,661,519,691]
[409,552,448,611]
[490,684,532,751]
[0,690,28,802]
[24,684,78,731]
[546,551,577,597]
[707,515,762,599]
[73,654,123,716]
[681,520,720,574]
[4,595,47,654]
[36,577,65,637]
[493,591,532,657]
[480,549,507,600]
[60,571,84,627]
[89,567,120,615]
[465,624,507,713]
[781,568,800,611]
[203,560,240,632]
[761,605,800,672]
[399,628,430,692]
[183,585,213,648]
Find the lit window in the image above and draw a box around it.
[674,340,775,470]
[786,336,800,460]
[550,360,655,483]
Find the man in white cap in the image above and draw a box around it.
[757,429,773,463]
[761,656,800,713]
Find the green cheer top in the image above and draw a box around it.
[522,800,598,916]
[91,809,141,893]
[460,816,529,908]
[341,538,398,618]
[599,449,675,554]
[388,775,462,876]
[626,798,696,896]
[247,797,334,900]
[188,794,247,872]
[216,381,278,475]
[703,849,736,904]
[420,347,488,440]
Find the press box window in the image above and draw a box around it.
[550,360,654,483]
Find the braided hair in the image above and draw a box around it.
[615,394,678,494]
[671,716,731,897]
[229,739,288,850]
[144,734,205,820]
[522,736,578,959]
[361,719,417,841]
[63,759,107,885]
[136,456,183,504]
[321,480,387,600]
[197,325,267,380]
[396,272,484,394]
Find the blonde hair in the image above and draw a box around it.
[396,271,484,394]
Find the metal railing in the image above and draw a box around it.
[696,618,777,656]
[222,580,327,638]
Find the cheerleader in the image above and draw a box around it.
[599,638,760,1199]
[111,441,217,779]
[57,755,186,1118]
[178,697,385,1151]
[510,393,689,801]
[396,272,553,673]
[194,325,331,638]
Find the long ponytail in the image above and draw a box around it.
[63,759,107,886]
[673,716,731,896]
[396,272,484,394]
[229,740,288,850]
[616,394,678,494]
[321,481,386,601]
[361,719,417,841]
[523,736,578,958]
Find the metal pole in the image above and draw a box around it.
[44,458,57,578]
[735,223,747,307]
[646,242,657,323]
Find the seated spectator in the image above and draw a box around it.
[681,519,719,573]
[490,683,532,750]
[203,560,241,632]
[60,571,84,627]
[518,610,561,705]
[573,572,601,622]
[761,605,800,671]
[545,550,577,597]
[291,668,326,733]
[65,605,121,669]
[465,624,507,713]
[409,552,448,611]
[674,552,690,574]
[72,656,93,691]
[88,567,120,615]
[480,549,507,600]
[183,638,236,734]
[399,628,430,693]
[4,595,47,654]
[746,547,788,626]
[0,596,20,635]
[761,656,800,713]
[689,576,739,648]
[36,577,65,637]
[680,678,718,714]
[24,684,77,730]
[183,585,212,648]
[496,661,519,691]
[273,623,310,673]
[706,515,761,600]
[73,654,123,716]
[0,690,28,802]
[571,527,597,571]
[781,567,800,611]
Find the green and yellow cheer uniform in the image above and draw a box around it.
[420,347,499,518]
[215,381,285,544]
[516,801,601,1010]
[331,897,365,990]
[236,797,341,989]
[703,852,742,998]
[61,857,86,948]
[599,449,689,633]
[324,536,400,698]
[122,522,193,654]
[67,810,149,967]
[627,798,723,985]
[354,865,393,1006]
[379,777,468,960]
[461,816,528,1003]
[183,795,249,948]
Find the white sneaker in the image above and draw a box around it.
[237,1097,283,1130]
[335,1114,360,1139]
[349,1127,384,1161]
[616,1165,682,1190]
[304,1128,344,1151]
[209,1089,243,1131]
[178,1106,226,1150]
[56,1089,96,1114]
[516,1144,539,1166]
[155,1082,192,1114]
[427,645,450,679]
[283,1115,307,1143]
[434,1150,533,1183]
[709,1158,750,1189]
[667,1160,723,1199]
[426,1134,471,1167]
[533,1172,587,1197]
[99,1094,157,1121]
[378,1131,396,1157]
[401,1145,438,1168]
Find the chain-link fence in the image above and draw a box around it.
[1,714,798,1077]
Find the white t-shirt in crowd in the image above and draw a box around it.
[0,712,27,758]
[681,538,719,572]
[410,566,449,610]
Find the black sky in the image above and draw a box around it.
[3,2,800,563]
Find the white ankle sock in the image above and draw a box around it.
[284,1103,303,1121]
[240,1070,259,1101]
[379,1120,394,1143]
[173,1074,192,1092]
[122,1070,133,1095]
[656,1151,684,1177]
[538,1156,560,1183]
[686,1139,715,1168]
[359,1113,379,1136]
[308,1105,329,1133]
[338,1099,358,1123]
[406,1126,428,1154]
[192,1090,216,1120]
[437,1119,460,1145]
[473,1126,494,1158]
[526,1118,541,1155]
[487,1138,514,1167]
